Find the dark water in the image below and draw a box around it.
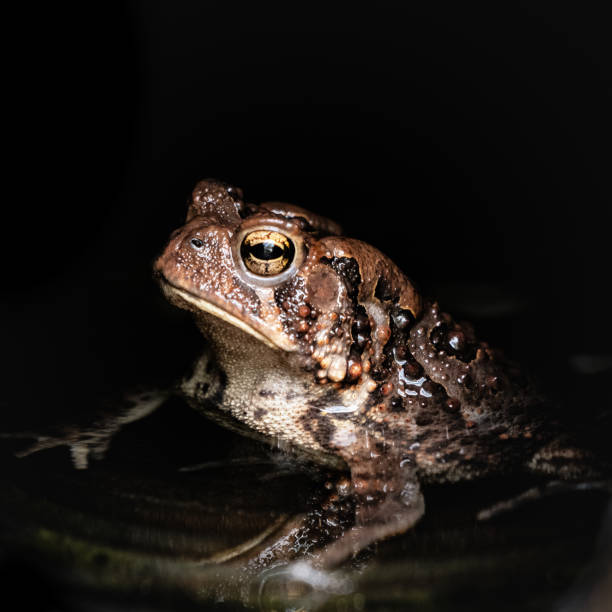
[1,393,611,611]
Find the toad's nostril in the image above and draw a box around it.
[190,238,204,249]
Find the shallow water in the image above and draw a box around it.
[1,396,611,611]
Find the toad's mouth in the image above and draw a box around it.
[157,277,295,352]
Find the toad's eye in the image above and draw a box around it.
[240,230,295,276]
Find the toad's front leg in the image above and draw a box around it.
[311,449,425,569]
[231,451,424,608]
[242,447,424,574]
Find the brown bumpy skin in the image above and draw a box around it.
[154,179,604,569]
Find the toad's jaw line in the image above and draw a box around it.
[159,281,293,351]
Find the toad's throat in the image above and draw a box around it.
[158,279,294,351]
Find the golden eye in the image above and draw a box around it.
[240,230,295,276]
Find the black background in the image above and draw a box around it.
[2,1,611,424]
[1,3,612,610]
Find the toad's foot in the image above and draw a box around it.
[477,480,612,521]
[1,389,169,469]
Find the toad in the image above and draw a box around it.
[151,179,608,568]
[10,179,609,571]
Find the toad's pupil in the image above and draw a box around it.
[251,241,284,260]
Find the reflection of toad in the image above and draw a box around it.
[152,179,606,567]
